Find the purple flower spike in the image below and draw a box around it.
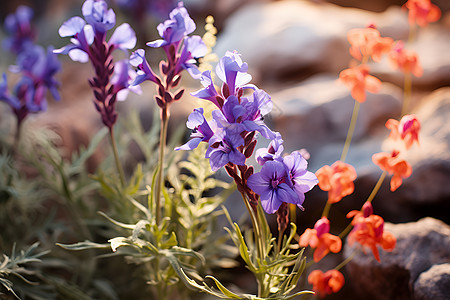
[3,5,35,54]
[175,108,215,151]
[147,2,195,48]
[82,0,116,35]
[216,51,252,96]
[282,152,318,209]
[247,160,300,214]
[129,49,159,85]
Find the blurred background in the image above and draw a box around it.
[1,0,449,299]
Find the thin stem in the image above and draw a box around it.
[338,222,353,239]
[334,250,356,271]
[367,171,387,203]
[401,72,412,116]
[109,127,126,187]
[408,24,416,44]
[321,201,332,218]
[240,192,265,297]
[339,171,387,239]
[155,108,169,226]
[240,192,264,260]
[340,100,360,163]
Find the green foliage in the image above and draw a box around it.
[170,205,312,300]
[0,243,50,300]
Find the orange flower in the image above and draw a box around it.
[339,64,382,103]
[348,25,394,62]
[308,269,344,297]
[389,41,423,77]
[385,114,421,150]
[403,0,441,27]
[347,202,396,262]
[372,150,412,191]
[299,217,342,262]
[315,161,357,203]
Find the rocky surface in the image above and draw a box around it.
[343,217,450,300]
[414,263,450,300]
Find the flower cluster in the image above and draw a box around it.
[0,6,61,127]
[339,23,424,104]
[178,51,318,214]
[130,2,207,112]
[55,0,139,129]
[347,202,396,262]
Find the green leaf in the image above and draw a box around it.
[56,241,111,251]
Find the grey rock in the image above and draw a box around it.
[414,263,450,300]
[344,217,450,300]
[214,1,409,82]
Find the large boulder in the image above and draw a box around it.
[344,217,450,299]
[214,1,410,82]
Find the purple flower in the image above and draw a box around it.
[111,60,142,100]
[82,0,116,36]
[3,5,35,54]
[14,45,61,101]
[55,0,135,63]
[247,160,301,214]
[282,151,318,210]
[256,132,284,165]
[109,23,137,51]
[147,2,195,48]
[175,108,215,151]
[0,73,20,109]
[206,129,245,171]
[190,70,220,107]
[55,17,94,62]
[175,35,207,79]
[240,89,275,139]
[129,49,159,85]
[216,51,252,96]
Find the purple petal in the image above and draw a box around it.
[59,16,86,37]
[109,23,136,50]
[68,49,89,63]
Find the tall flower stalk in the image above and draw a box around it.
[176,51,318,297]
[130,2,207,225]
[55,0,140,187]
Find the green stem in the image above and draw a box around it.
[240,192,265,297]
[401,72,412,116]
[339,171,387,239]
[109,127,126,187]
[408,24,416,44]
[338,222,353,239]
[340,101,360,163]
[241,192,264,260]
[367,171,386,204]
[334,250,356,271]
[155,107,169,226]
[321,201,332,218]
